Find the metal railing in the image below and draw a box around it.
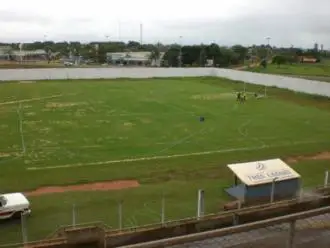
[119,206,330,248]
[105,187,330,236]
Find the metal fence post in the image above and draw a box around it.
[21,212,28,244]
[287,220,296,248]
[161,193,165,225]
[270,177,278,203]
[118,200,123,230]
[299,182,304,201]
[197,189,205,220]
[324,170,329,187]
[72,204,76,227]
[233,201,241,226]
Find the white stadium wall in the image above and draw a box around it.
[0,67,330,97]
[213,69,330,97]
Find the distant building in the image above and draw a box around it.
[298,56,318,63]
[321,44,324,51]
[106,51,164,66]
[13,49,48,61]
[0,47,47,61]
[314,43,319,52]
[206,59,214,67]
[0,46,12,60]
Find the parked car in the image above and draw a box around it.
[64,61,74,66]
[0,193,31,220]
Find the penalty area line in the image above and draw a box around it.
[0,93,77,106]
[26,140,325,171]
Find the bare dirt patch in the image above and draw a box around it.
[0,94,64,106]
[123,122,134,127]
[191,93,234,100]
[46,102,86,108]
[25,180,140,196]
[19,81,36,84]
[25,112,36,116]
[0,152,11,158]
[140,118,152,124]
[286,151,330,164]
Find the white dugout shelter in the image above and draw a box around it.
[225,158,301,204]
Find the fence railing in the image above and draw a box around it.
[104,184,330,235]
[120,206,330,248]
[1,186,330,248]
[1,183,329,247]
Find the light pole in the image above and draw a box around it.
[265,37,271,60]
[105,35,110,64]
[264,36,271,97]
[19,43,23,64]
[270,177,278,203]
[43,35,49,63]
[179,36,183,67]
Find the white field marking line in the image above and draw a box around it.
[0,93,77,106]
[26,140,325,171]
[152,127,209,156]
[106,112,187,117]
[0,136,280,153]
[154,136,280,145]
[238,119,267,148]
[16,103,26,154]
[154,101,197,117]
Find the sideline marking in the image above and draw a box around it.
[0,93,76,106]
[26,140,325,171]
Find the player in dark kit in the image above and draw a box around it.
[236,92,241,102]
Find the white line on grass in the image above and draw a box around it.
[152,127,209,156]
[26,140,325,171]
[16,103,26,154]
[0,93,76,106]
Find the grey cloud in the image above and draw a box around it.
[0,10,52,24]
[1,0,330,48]
[154,4,330,48]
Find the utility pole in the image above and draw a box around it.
[179,36,183,67]
[265,37,271,60]
[140,23,143,45]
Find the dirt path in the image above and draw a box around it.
[25,180,140,196]
[286,151,330,164]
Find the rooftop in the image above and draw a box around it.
[227,158,300,186]
[106,51,165,61]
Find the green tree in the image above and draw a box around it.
[272,55,287,68]
[231,45,248,62]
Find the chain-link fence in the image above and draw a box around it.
[1,184,330,247]
[0,192,203,245]
[169,213,330,248]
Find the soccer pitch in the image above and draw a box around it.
[0,77,330,243]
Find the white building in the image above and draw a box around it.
[106,51,164,67]
[0,47,47,61]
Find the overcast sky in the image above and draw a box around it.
[0,0,329,48]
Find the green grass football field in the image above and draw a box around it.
[0,77,330,244]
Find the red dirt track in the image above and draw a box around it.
[25,180,140,196]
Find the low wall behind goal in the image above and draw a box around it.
[0,68,212,81]
[0,67,330,97]
[213,69,330,98]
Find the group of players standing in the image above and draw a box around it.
[236,92,260,102]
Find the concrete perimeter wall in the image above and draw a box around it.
[0,67,330,97]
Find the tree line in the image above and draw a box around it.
[0,41,328,67]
